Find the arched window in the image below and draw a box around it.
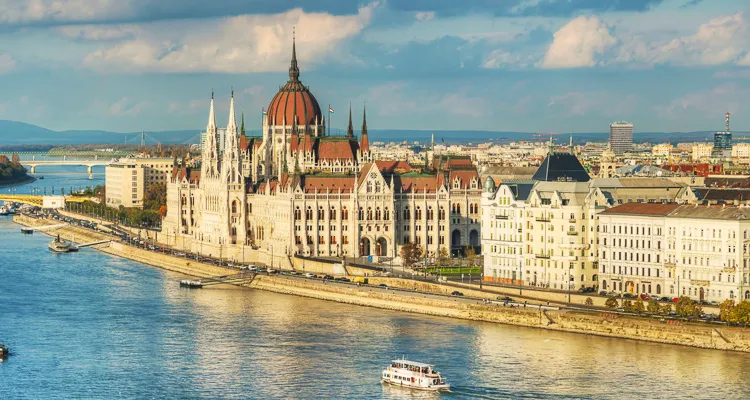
[366,182,373,193]
[248,203,253,214]
[231,201,238,214]
[306,207,313,220]
[358,207,364,220]
[342,207,349,220]
[403,207,410,220]
[415,207,422,220]
[375,207,381,220]
[330,207,336,220]
[318,207,325,220]
[439,207,445,220]
[294,207,301,220]
[367,207,373,220]
[427,207,434,220]
[384,208,390,221]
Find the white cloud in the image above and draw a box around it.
[547,91,636,117]
[57,24,140,41]
[541,16,616,69]
[107,97,149,116]
[0,0,133,24]
[715,69,750,79]
[738,53,750,67]
[657,83,748,119]
[415,11,435,22]
[361,82,487,119]
[19,95,29,106]
[0,53,16,74]
[482,49,536,69]
[81,4,377,73]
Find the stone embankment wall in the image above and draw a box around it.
[14,214,750,353]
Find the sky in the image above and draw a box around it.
[0,0,748,134]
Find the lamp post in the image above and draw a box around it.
[568,266,573,303]
[518,263,523,296]
[271,244,274,269]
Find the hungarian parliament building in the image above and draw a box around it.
[162,38,482,267]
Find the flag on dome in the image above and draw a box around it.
[262,109,267,116]
[329,107,335,114]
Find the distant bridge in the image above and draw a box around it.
[18,159,110,174]
[0,194,94,207]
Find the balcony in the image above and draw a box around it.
[566,231,578,236]
[569,219,576,223]
[535,217,551,222]
[535,253,551,259]
[664,262,676,268]
[495,215,509,220]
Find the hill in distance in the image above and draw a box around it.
[0,119,741,146]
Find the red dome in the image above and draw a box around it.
[267,81,322,127]
[266,37,322,127]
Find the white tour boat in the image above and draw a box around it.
[381,358,450,391]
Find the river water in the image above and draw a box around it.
[2,170,750,399]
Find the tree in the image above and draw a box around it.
[465,245,477,266]
[585,297,594,306]
[675,296,702,317]
[400,243,424,267]
[437,247,450,268]
[647,299,661,314]
[143,183,167,211]
[632,300,645,313]
[605,298,619,309]
[158,205,168,218]
[622,300,634,312]
[719,299,736,322]
[660,303,673,315]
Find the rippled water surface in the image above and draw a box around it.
[2,174,750,399]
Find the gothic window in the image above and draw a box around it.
[358,207,364,220]
[294,207,301,220]
[415,207,422,220]
[342,207,349,220]
[367,207,373,220]
[427,207,434,220]
[439,207,445,220]
[404,207,410,220]
[384,208,390,221]
[367,182,373,193]
[375,208,381,220]
[330,207,337,220]
[231,201,238,214]
[306,207,313,220]
[248,203,253,214]
[318,207,325,220]
[375,182,381,192]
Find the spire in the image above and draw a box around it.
[227,88,237,131]
[289,27,300,82]
[360,104,369,152]
[207,90,216,132]
[347,102,354,137]
[241,111,246,136]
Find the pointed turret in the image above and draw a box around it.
[347,103,354,138]
[207,90,216,132]
[241,111,246,136]
[227,88,237,132]
[360,104,369,153]
[289,28,300,82]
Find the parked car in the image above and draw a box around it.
[323,274,334,280]
[599,291,608,296]
[304,273,316,278]
[378,283,388,288]
[248,266,258,272]
[451,291,464,296]
[497,296,514,302]
[623,293,636,299]
[334,277,351,282]
[267,269,278,274]
[659,297,671,302]
[239,266,248,270]
[640,294,650,301]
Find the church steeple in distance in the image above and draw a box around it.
[347,102,354,137]
[289,27,299,82]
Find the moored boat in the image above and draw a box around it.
[180,280,203,288]
[48,234,73,253]
[0,341,8,358]
[21,227,34,234]
[382,358,450,391]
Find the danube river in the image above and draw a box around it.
[2,171,750,399]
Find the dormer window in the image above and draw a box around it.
[453,178,461,189]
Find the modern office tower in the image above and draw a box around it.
[713,111,732,156]
[609,122,633,155]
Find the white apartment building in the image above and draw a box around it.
[105,160,144,208]
[482,151,685,291]
[692,144,713,162]
[732,143,750,163]
[652,143,673,157]
[599,203,750,303]
[105,157,173,208]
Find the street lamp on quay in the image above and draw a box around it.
[518,263,523,296]
[568,266,573,303]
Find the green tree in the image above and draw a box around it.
[622,300,634,312]
[400,243,424,267]
[632,300,645,313]
[585,297,594,306]
[605,297,619,309]
[647,299,661,313]
[465,245,477,267]
[719,299,736,322]
[143,183,167,212]
[675,296,702,317]
[733,301,750,324]
[660,303,673,315]
[437,247,450,268]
